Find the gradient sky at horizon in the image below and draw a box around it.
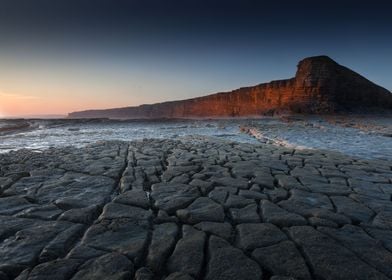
[0,0,391,117]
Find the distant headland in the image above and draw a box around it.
[68,56,392,119]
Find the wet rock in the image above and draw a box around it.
[278,199,351,225]
[311,208,352,225]
[162,166,199,182]
[289,189,334,210]
[0,216,38,241]
[331,196,374,223]
[214,186,237,194]
[238,189,268,200]
[15,204,63,220]
[288,226,389,280]
[113,190,150,209]
[167,226,206,278]
[263,187,288,202]
[372,210,392,230]
[177,197,225,224]
[229,204,260,224]
[208,189,228,205]
[349,180,388,199]
[308,217,338,228]
[297,175,329,186]
[81,219,149,263]
[66,245,107,260]
[211,177,249,189]
[261,200,307,227]
[206,236,262,280]
[364,227,392,252]
[252,240,311,279]
[319,225,392,278]
[350,193,392,212]
[170,174,190,184]
[252,173,275,189]
[37,173,116,207]
[249,184,261,192]
[54,198,93,210]
[0,271,8,280]
[0,196,34,216]
[151,183,200,214]
[23,259,81,280]
[0,177,14,193]
[165,272,194,280]
[135,267,154,280]
[329,177,348,185]
[269,276,297,280]
[306,183,351,195]
[14,270,29,280]
[58,205,100,224]
[319,167,348,179]
[71,253,134,280]
[2,138,392,280]
[275,174,305,190]
[0,221,72,277]
[119,176,134,192]
[200,165,230,178]
[189,179,213,195]
[236,223,287,251]
[224,194,255,209]
[154,210,179,224]
[3,176,49,197]
[231,162,260,178]
[39,224,84,262]
[290,166,320,178]
[147,223,178,273]
[98,202,153,221]
[378,183,392,195]
[194,222,232,240]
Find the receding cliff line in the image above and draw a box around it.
[68,56,392,119]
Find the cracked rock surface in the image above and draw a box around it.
[0,139,392,279]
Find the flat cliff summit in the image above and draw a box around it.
[69,56,392,118]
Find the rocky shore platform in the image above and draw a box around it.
[1,138,392,280]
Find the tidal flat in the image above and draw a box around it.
[1,115,392,160]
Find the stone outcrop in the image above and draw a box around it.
[68,56,392,118]
[1,138,392,279]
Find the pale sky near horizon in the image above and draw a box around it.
[0,0,391,117]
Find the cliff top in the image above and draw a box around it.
[68,55,392,118]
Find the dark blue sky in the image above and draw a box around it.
[0,0,391,115]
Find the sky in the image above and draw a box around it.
[0,0,391,117]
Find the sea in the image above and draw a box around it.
[1,116,391,161]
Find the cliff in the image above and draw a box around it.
[68,56,392,118]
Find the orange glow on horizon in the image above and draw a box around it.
[0,89,139,117]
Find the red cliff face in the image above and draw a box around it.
[68,56,392,118]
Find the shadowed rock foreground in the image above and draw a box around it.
[1,138,392,280]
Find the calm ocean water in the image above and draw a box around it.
[1,117,391,160]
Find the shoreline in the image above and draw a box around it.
[1,138,392,279]
[1,116,392,161]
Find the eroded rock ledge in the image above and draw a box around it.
[69,56,392,118]
[0,139,392,280]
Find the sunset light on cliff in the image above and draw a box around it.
[0,0,391,117]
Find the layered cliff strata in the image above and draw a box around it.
[68,56,392,118]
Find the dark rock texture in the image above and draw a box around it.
[68,56,392,118]
[1,138,392,279]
